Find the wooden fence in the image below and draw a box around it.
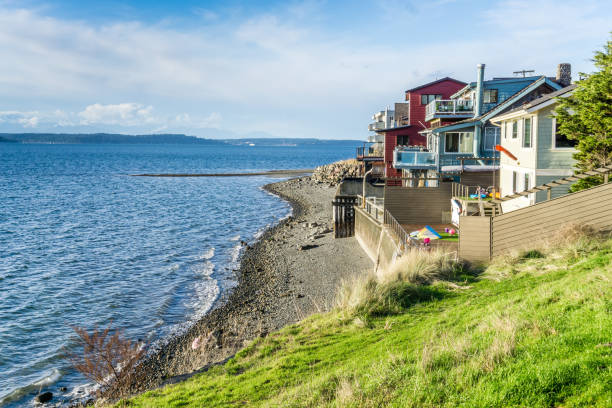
[384,182,453,224]
[332,195,357,238]
[459,182,612,261]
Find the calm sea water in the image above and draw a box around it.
[0,142,356,406]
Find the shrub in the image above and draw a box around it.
[69,324,145,399]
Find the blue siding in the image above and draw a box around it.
[481,78,539,114]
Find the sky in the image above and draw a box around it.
[0,0,610,139]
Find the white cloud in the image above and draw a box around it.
[78,103,156,126]
[0,1,609,138]
[0,110,41,128]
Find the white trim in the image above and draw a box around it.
[490,109,528,123]
[522,115,533,149]
[442,131,474,154]
[500,162,535,172]
[535,168,574,176]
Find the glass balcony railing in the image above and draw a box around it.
[425,99,474,121]
[393,148,437,169]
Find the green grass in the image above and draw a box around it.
[118,237,612,407]
[438,231,458,242]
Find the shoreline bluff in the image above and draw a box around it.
[125,175,373,398]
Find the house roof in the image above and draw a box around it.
[497,84,577,116]
[374,124,412,133]
[450,75,546,99]
[432,76,563,134]
[405,77,466,93]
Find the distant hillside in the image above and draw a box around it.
[222,138,362,147]
[0,133,223,144]
[0,133,363,146]
[0,136,18,143]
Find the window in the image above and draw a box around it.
[484,89,498,104]
[512,120,518,139]
[444,132,473,153]
[484,127,501,151]
[553,120,577,148]
[420,94,442,105]
[397,135,410,146]
[523,117,532,148]
[512,171,518,193]
[524,173,530,191]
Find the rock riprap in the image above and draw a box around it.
[311,159,360,185]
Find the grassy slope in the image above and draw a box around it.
[119,240,612,407]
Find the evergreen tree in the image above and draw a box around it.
[555,36,612,191]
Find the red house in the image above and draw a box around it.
[377,77,466,185]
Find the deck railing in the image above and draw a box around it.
[425,99,473,120]
[384,209,417,251]
[357,196,384,222]
[356,145,383,160]
[393,148,437,169]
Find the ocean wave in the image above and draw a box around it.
[200,247,215,260]
[0,368,61,406]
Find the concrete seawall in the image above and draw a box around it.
[354,206,400,275]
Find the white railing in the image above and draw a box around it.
[425,99,474,119]
[357,196,385,223]
[368,133,384,143]
[368,121,386,131]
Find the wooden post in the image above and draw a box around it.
[546,187,551,201]
[605,173,609,184]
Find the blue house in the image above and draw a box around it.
[393,63,570,185]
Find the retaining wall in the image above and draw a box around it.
[354,206,400,274]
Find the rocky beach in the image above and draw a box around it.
[126,174,373,397]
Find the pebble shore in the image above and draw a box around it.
[125,176,373,396]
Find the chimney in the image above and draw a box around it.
[474,64,486,117]
[556,63,571,87]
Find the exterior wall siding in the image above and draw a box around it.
[536,106,577,169]
[384,79,465,183]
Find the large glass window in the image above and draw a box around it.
[524,173,530,191]
[553,121,577,148]
[484,127,501,151]
[420,94,442,105]
[483,89,498,104]
[445,132,473,153]
[523,117,532,148]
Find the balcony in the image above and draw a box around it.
[425,99,474,122]
[356,145,384,161]
[368,133,384,143]
[393,147,437,170]
[368,121,386,131]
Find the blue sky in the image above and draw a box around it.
[0,0,610,139]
